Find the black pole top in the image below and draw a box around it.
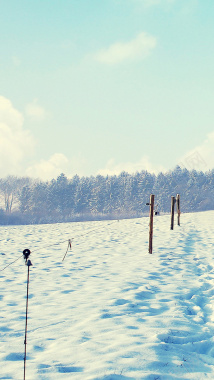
[23,249,31,263]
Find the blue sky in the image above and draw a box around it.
[0,0,214,180]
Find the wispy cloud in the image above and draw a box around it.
[133,0,196,13]
[179,132,214,171]
[98,156,166,176]
[25,153,88,181]
[0,96,35,177]
[94,32,157,65]
[25,99,47,121]
[26,153,69,181]
[136,0,175,6]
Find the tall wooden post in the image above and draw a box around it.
[149,194,155,254]
[170,196,175,230]
[176,194,180,226]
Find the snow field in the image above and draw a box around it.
[1,211,214,379]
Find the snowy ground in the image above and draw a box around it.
[1,211,214,380]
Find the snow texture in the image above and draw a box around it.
[1,211,214,379]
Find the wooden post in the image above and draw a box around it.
[176,194,180,226]
[149,194,155,254]
[170,196,175,230]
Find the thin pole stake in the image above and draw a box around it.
[62,239,72,262]
[23,250,32,380]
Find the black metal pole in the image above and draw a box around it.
[24,259,32,380]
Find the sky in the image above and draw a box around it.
[0,0,214,180]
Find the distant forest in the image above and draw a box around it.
[0,166,213,225]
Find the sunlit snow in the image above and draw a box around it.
[1,211,214,379]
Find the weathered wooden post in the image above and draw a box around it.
[176,194,180,226]
[170,196,175,230]
[148,194,155,254]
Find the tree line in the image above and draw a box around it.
[0,166,213,225]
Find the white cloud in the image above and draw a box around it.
[0,96,35,177]
[94,32,157,65]
[25,152,89,181]
[26,153,69,181]
[0,96,83,181]
[178,132,214,172]
[25,99,47,121]
[0,96,23,128]
[98,156,166,176]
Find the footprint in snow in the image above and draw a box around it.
[56,365,84,373]
[114,298,130,306]
[5,352,25,361]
